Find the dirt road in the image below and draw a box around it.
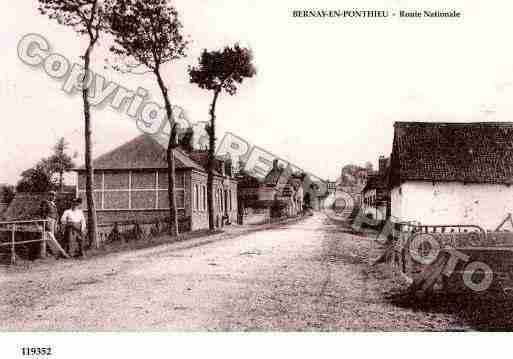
[1,214,512,331]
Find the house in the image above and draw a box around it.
[262,160,304,217]
[327,181,337,194]
[361,156,390,221]
[335,164,371,218]
[235,171,274,223]
[389,122,513,230]
[303,180,329,211]
[237,160,305,220]
[74,134,238,234]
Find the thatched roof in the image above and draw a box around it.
[3,192,74,221]
[390,122,513,186]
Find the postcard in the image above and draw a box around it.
[1,0,512,358]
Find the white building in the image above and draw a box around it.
[361,156,389,221]
[389,122,513,230]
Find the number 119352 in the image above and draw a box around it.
[21,347,52,356]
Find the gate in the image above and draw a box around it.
[0,219,48,264]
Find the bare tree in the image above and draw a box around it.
[107,0,188,236]
[38,0,104,248]
[189,44,256,229]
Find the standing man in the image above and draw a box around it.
[40,191,59,237]
[61,198,87,258]
[40,191,69,259]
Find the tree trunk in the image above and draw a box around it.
[83,43,99,249]
[207,89,220,230]
[59,170,64,192]
[155,70,179,237]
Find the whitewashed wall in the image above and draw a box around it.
[390,181,513,230]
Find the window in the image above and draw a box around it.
[192,185,196,211]
[198,186,202,211]
[195,185,199,212]
[202,186,206,211]
[176,189,185,209]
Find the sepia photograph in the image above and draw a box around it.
[2,0,513,357]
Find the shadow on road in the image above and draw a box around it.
[386,291,513,331]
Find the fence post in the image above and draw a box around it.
[40,221,46,259]
[10,224,15,265]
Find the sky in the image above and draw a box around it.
[2,0,513,185]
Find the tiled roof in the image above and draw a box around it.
[76,135,205,172]
[390,122,513,186]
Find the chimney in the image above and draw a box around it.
[272,159,279,170]
[379,156,387,174]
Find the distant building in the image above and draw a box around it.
[327,181,336,194]
[336,164,372,217]
[389,122,513,229]
[304,180,328,211]
[74,135,238,233]
[237,160,306,219]
[237,172,267,207]
[263,160,305,217]
[361,156,390,221]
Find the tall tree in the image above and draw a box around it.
[188,44,256,229]
[107,0,188,236]
[47,137,77,191]
[38,0,105,248]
